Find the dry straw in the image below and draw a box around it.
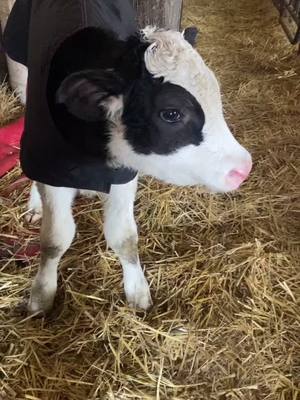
[0,0,299,399]
[0,81,22,127]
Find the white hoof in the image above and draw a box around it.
[28,279,56,315]
[124,269,152,310]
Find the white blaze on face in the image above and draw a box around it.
[109,27,252,193]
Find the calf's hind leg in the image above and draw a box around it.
[26,182,43,223]
[28,184,76,314]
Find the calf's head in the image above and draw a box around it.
[57,27,252,193]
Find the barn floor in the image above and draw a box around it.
[0,0,299,399]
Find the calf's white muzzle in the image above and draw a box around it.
[196,122,252,193]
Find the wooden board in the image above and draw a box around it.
[0,23,8,82]
[0,0,14,82]
[132,0,183,30]
[0,0,184,88]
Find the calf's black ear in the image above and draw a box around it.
[183,27,199,46]
[56,69,125,121]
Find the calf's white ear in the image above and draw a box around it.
[56,69,125,121]
[182,27,199,46]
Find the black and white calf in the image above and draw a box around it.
[26,26,252,314]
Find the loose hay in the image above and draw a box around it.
[0,0,300,399]
[0,81,23,127]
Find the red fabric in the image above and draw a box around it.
[0,237,40,261]
[0,117,39,259]
[0,116,24,177]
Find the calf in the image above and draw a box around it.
[5,1,252,313]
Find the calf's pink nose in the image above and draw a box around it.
[226,162,252,189]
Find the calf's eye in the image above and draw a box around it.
[160,109,182,123]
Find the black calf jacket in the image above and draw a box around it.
[3,0,138,192]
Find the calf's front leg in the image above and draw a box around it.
[28,184,76,314]
[104,177,152,310]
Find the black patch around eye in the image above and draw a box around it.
[160,109,182,123]
[124,80,205,155]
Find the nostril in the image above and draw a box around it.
[224,154,252,190]
[228,169,249,181]
[226,166,251,189]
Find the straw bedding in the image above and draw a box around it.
[0,82,22,128]
[0,0,299,398]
